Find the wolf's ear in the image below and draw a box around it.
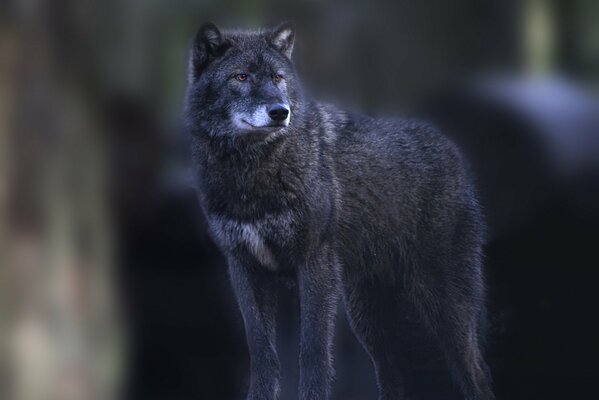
[269,22,295,59]
[189,22,227,82]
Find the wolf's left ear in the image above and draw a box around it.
[189,22,227,82]
[269,22,295,59]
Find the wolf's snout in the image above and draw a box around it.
[267,104,290,121]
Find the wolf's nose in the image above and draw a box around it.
[267,104,289,121]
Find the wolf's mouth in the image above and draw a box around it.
[241,119,287,130]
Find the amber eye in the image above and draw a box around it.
[236,73,248,81]
[273,73,283,83]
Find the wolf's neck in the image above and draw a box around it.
[192,128,316,219]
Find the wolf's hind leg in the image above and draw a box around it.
[408,259,494,400]
[343,276,414,400]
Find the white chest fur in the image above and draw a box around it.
[208,215,280,270]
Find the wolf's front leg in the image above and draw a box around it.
[228,259,280,400]
[297,248,340,400]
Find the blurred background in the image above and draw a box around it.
[1,0,598,399]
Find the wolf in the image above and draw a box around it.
[184,21,494,400]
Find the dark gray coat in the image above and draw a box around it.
[185,22,494,400]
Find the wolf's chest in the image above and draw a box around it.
[207,211,299,271]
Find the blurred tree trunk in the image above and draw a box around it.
[1,1,123,399]
[0,20,18,400]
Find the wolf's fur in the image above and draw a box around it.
[184,22,494,400]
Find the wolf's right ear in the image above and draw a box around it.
[189,22,227,82]
[269,22,295,59]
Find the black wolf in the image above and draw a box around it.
[184,22,494,400]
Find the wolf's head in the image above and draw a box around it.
[185,22,301,139]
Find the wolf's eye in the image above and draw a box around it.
[273,73,283,83]
[236,73,248,81]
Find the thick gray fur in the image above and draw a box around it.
[184,22,494,400]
